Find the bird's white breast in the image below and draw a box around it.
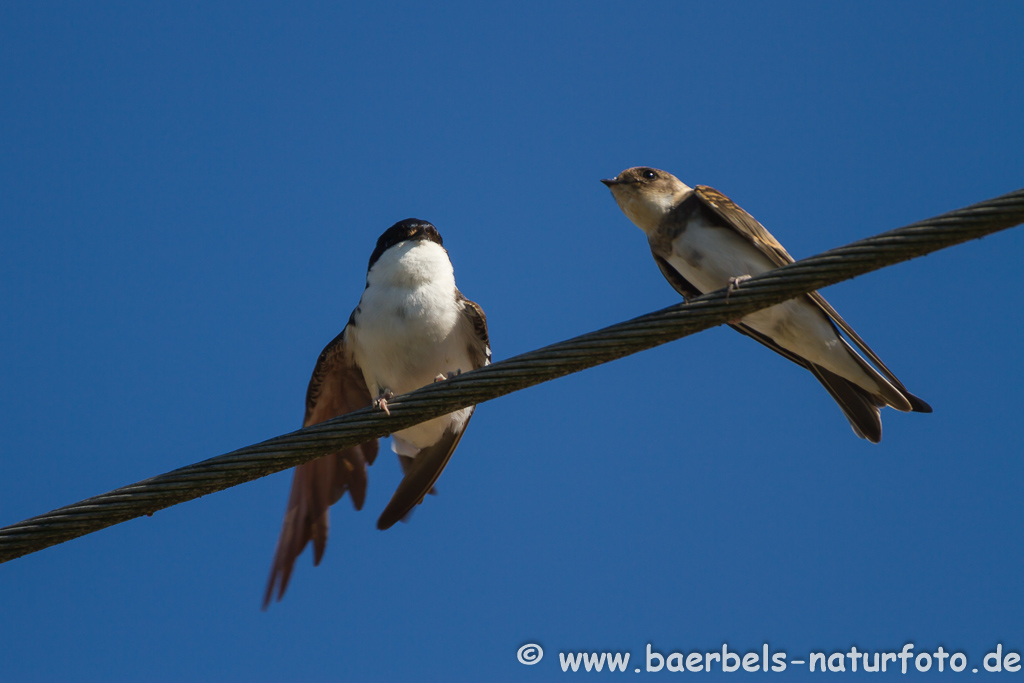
[349,240,474,448]
[667,214,777,293]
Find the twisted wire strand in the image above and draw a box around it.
[2,188,1023,563]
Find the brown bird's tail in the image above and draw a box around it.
[808,363,930,443]
[807,365,885,442]
[729,321,931,443]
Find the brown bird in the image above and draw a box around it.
[602,166,930,442]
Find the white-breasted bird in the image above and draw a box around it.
[602,166,930,442]
[264,219,490,607]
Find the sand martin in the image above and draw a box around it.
[263,219,490,607]
[602,166,930,442]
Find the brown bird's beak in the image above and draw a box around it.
[600,177,620,187]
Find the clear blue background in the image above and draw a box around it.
[1,2,1021,680]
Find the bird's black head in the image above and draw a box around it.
[367,218,444,270]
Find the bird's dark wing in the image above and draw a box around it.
[728,321,884,442]
[805,293,931,413]
[694,185,930,414]
[376,292,490,530]
[694,185,795,268]
[457,290,492,369]
[377,424,469,530]
[263,326,379,608]
[651,250,702,300]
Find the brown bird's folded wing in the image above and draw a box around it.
[651,251,703,300]
[376,292,490,530]
[805,293,932,413]
[263,328,378,608]
[727,321,885,442]
[693,185,796,267]
[692,185,930,416]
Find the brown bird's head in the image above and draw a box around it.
[601,167,691,233]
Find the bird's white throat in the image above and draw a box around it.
[613,184,692,235]
[366,239,455,291]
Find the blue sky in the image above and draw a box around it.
[1,2,1022,680]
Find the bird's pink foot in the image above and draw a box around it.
[374,388,395,415]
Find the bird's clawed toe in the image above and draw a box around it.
[433,370,462,383]
[373,388,395,415]
[726,274,752,302]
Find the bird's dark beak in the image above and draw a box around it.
[600,177,620,187]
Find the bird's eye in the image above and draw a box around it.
[642,169,657,180]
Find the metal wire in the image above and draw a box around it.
[2,187,1023,563]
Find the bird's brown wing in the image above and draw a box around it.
[727,321,885,442]
[651,250,703,300]
[694,185,796,267]
[805,293,931,413]
[375,292,490,530]
[263,327,379,608]
[457,290,491,368]
[694,185,930,414]
[377,426,468,530]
